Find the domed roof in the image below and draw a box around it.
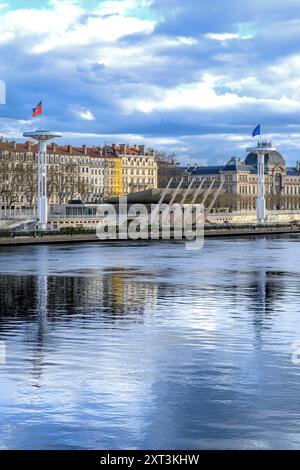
[245,150,285,167]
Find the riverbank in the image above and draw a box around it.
[0,225,300,246]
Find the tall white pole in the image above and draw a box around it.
[257,153,266,224]
[24,130,62,231]
[247,141,276,226]
[38,140,48,230]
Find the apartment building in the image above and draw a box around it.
[0,140,158,210]
[112,144,158,195]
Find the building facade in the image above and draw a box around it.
[0,140,157,210]
[189,143,300,211]
[113,144,157,195]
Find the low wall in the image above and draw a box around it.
[3,210,300,231]
[1,227,300,247]
[49,218,99,229]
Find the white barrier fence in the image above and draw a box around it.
[2,207,300,222]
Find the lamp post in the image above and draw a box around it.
[23,130,62,231]
[246,141,276,225]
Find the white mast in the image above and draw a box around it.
[23,130,62,230]
[247,140,276,225]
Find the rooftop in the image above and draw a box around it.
[245,150,285,167]
[190,165,223,176]
[0,141,150,158]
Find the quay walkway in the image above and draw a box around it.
[0,224,300,246]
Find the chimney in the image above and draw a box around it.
[297,161,300,172]
[51,143,57,152]
[98,146,103,156]
[119,144,127,155]
[82,144,88,155]
[138,144,145,155]
[26,141,32,151]
[11,141,17,150]
[67,145,73,154]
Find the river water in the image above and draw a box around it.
[0,236,300,450]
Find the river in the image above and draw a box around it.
[0,237,300,449]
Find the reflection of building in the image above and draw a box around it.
[48,269,157,321]
[47,273,158,319]
[0,141,158,210]
[189,143,300,211]
[0,270,158,322]
[0,275,38,316]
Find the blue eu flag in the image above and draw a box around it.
[252,124,261,138]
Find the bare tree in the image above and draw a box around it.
[48,161,89,203]
[0,152,27,210]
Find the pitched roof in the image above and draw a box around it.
[0,141,150,159]
[190,165,223,176]
[221,157,249,172]
[287,167,300,176]
[0,141,119,159]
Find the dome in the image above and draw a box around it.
[245,150,285,167]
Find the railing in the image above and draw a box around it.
[49,213,99,219]
[0,208,99,220]
[0,208,37,219]
[2,207,300,221]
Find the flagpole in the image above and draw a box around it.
[259,127,262,145]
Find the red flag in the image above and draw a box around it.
[32,101,42,117]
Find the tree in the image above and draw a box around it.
[48,161,89,203]
[0,152,26,209]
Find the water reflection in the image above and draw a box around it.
[1,239,300,449]
[0,271,158,322]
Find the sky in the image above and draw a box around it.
[1,0,300,165]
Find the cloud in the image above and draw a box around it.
[74,108,95,121]
[0,0,156,53]
[95,0,146,16]
[1,0,300,164]
[206,33,253,41]
[121,72,300,114]
[0,79,5,104]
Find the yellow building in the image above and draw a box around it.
[113,144,158,195]
[112,158,123,196]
